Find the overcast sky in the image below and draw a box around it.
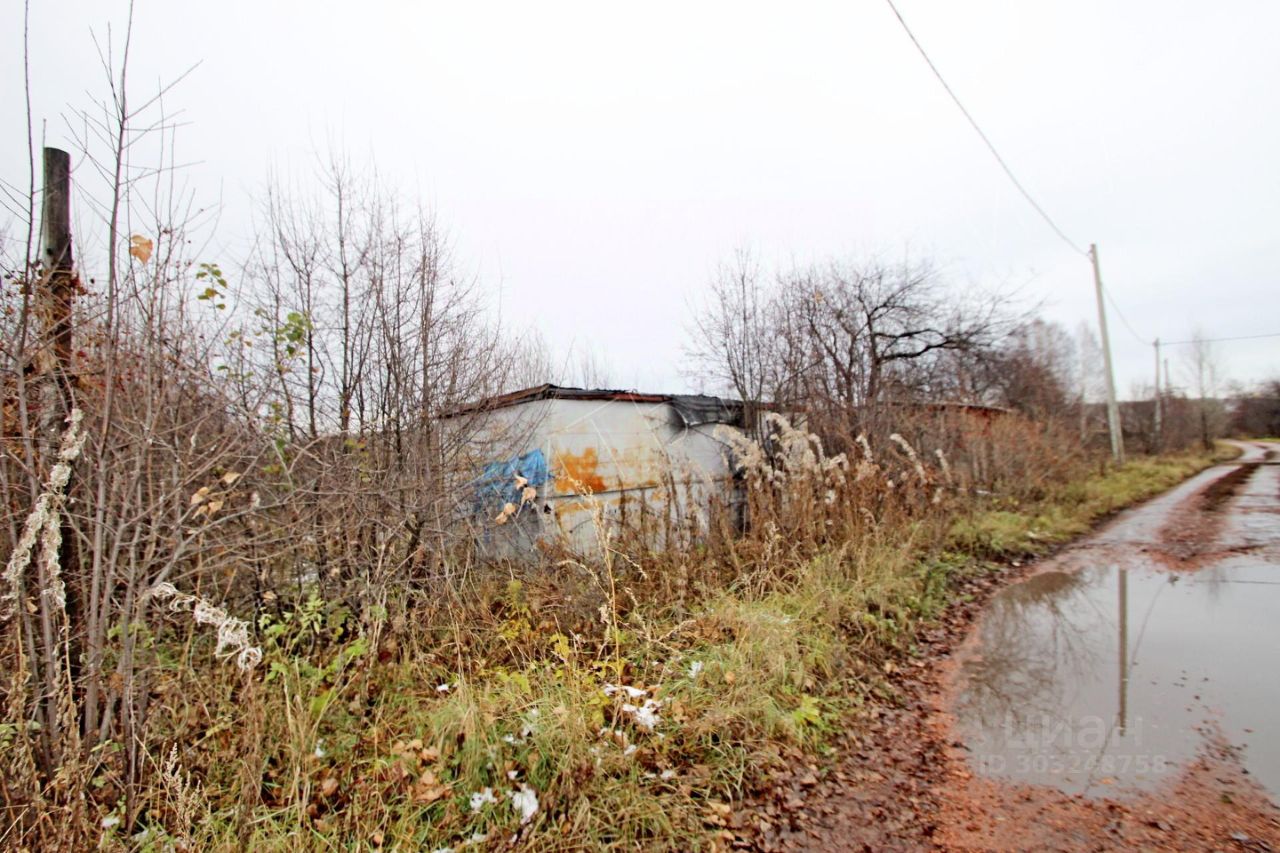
[5,1,1278,398]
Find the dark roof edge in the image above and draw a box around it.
[440,384,701,419]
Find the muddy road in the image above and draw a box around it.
[747,443,1280,851]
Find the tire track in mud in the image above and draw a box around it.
[1153,454,1270,569]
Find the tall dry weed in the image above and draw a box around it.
[1,409,87,620]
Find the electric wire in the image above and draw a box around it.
[883,0,1088,258]
[886,1,1274,353]
[1102,285,1149,345]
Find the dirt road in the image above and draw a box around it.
[746,443,1280,851]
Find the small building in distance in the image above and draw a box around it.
[441,384,751,557]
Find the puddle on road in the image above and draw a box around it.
[953,559,1280,799]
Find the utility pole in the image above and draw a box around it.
[1089,244,1125,464]
[1153,338,1162,450]
[1118,567,1129,735]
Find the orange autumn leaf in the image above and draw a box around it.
[129,235,153,264]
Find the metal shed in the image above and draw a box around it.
[443,385,749,557]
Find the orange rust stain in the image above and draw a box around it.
[554,448,609,495]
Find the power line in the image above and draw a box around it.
[1102,284,1148,345]
[1162,331,1280,347]
[884,0,1125,458]
[883,0,1088,258]
[882,4,1278,353]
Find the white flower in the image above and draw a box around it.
[509,784,539,825]
[469,787,498,812]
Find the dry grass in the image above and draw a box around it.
[11,413,1221,850]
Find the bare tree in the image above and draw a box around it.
[1230,378,1280,437]
[1181,329,1224,449]
[0,12,536,840]
[689,251,1008,445]
[774,257,1006,441]
[1075,322,1106,442]
[686,248,774,428]
[562,339,615,389]
[991,319,1077,420]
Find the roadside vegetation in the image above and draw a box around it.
[121,429,1219,851]
[1,383,1221,850]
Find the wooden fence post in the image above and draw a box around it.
[41,147,75,404]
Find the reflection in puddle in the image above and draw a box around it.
[954,560,1280,798]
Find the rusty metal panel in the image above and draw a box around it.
[468,398,741,556]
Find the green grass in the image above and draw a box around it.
[947,450,1220,560]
